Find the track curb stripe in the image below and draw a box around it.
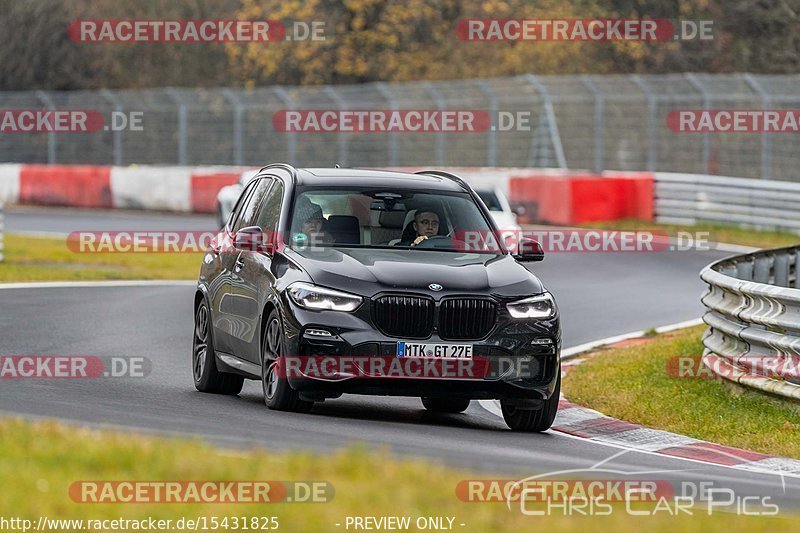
[549,371,800,476]
[481,321,800,476]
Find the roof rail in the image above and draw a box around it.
[259,162,299,184]
[413,169,469,191]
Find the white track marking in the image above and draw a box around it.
[562,318,704,359]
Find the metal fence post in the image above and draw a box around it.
[375,82,399,167]
[323,87,348,166]
[166,88,188,165]
[422,82,446,166]
[100,89,124,166]
[523,74,567,169]
[685,73,711,175]
[631,75,657,172]
[475,80,498,167]
[272,87,297,164]
[222,89,244,166]
[744,74,771,180]
[580,76,604,173]
[35,91,57,163]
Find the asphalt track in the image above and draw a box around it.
[3,208,799,509]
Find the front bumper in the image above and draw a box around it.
[281,296,561,400]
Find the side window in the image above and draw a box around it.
[227,180,259,231]
[256,179,285,233]
[232,178,272,232]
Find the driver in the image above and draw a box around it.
[399,210,440,246]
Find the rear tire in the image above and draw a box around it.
[501,374,560,432]
[261,310,314,413]
[192,301,244,395]
[421,397,470,414]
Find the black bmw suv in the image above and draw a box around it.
[192,164,561,431]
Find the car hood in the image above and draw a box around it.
[284,247,543,298]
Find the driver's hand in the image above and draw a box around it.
[411,235,428,246]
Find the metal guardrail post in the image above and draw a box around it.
[422,82,446,166]
[272,87,297,164]
[375,82,399,167]
[222,89,244,166]
[744,74,772,180]
[475,80,498,167]
[35,91,57,163]
[323,86,348,166]
[523,74,567,169]
[100,89,124,166]
[631,75,657,172]
[165,88,188,165]
[580,76,604,173]
[685,73,711,175]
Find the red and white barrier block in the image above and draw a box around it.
[0,163,655,224]
[0,164,247,214]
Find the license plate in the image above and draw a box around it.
[397,342,473,359]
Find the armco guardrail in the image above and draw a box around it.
[700,246,800,400]
[655,172,800,233]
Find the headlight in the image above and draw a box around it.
[288,282,362,312]
[506,293,555,319]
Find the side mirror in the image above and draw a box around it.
[514,238,544,262]
[234,226,274,254]
[512,204,526,216]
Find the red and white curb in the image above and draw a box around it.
[552,400,800,477]
[481,320,800,479]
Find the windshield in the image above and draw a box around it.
[288,188,503,254]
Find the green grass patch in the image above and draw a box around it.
[577,219,800,249]
[0,416,796,530]
[0,233,199,282]
[563,325,800,458]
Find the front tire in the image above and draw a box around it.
[421,397,470,413]
[261,310,314,413]
[501,373,560,432]
[192,301,244,395]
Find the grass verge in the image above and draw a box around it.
[577,219,799,249]
[1,416,797,531]
[562,325,800,458]
[0,233,199,282]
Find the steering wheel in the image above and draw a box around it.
[414,235,452,249]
